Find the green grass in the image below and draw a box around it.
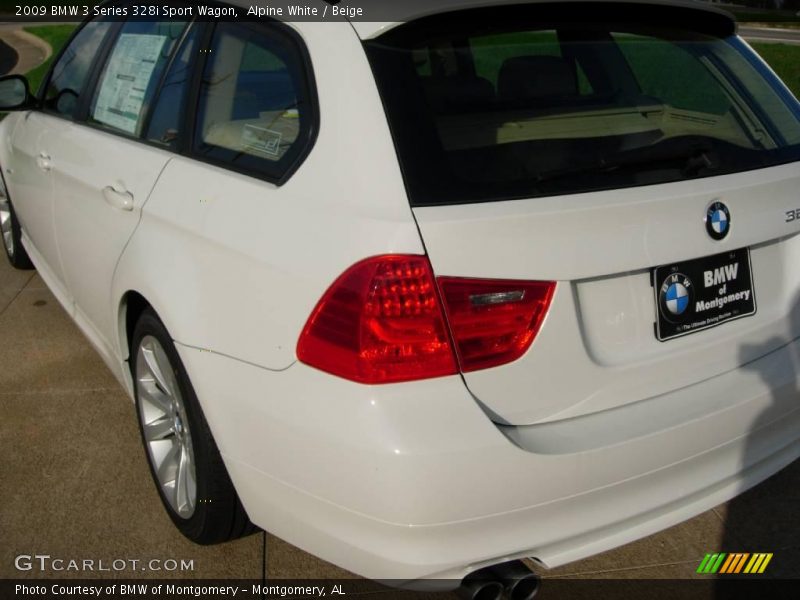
[22,25,76,95]
[751,42,800,99]
[729,8,800,24]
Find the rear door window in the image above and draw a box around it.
[146,23,203,148]
[193,22,316,183]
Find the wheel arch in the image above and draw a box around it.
[115,286,191,399]
[119,290,151,361]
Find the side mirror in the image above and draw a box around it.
[0,75,33,111]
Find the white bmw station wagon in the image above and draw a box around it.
[1,0,800,594]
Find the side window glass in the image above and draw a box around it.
[43,20,112,118]
[146,23,202,148]
[194,22,315,180]
[90,20,189,136]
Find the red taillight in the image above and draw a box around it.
[297,255,458,384]
[297,255,555,383]
[437,277,556,372]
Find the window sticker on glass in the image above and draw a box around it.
[93,34,167,134]
[242,124,283,157]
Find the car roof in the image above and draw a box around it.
[224,0,736,40]
[226,1,735,40]
[347,0,736,39]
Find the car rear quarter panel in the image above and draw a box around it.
[111,21,423,370]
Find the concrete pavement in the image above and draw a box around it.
[741,26,800,45]
[0,24,50,76]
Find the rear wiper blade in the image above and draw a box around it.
[535,138,719,184]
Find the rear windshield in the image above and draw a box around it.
[364,4,800,206]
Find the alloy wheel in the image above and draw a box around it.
[136,335,197,518]
[0,195,14,256]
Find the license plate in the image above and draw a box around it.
[653,248,756,342]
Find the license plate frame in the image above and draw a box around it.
[653,248,756,342]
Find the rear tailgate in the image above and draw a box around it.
[364,3,800,425]
[415,165,800,424]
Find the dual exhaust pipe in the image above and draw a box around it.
[458,560,540,600]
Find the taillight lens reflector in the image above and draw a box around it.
[297,255,458,384]
[437,278,556,372]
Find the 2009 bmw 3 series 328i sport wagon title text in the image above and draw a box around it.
[1,0,799,591]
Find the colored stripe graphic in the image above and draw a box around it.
[744,554,760,574]
[711,553,726,573]
[719,554,736,574]
[759,554,773,573]
[699,553,773,574]
[720,553,749,573]
[697,553,727,573]
[697,554,714,573]
[744,553,773,574]
[734,553,750,573]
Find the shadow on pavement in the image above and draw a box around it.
[0,38,18,74]
[713,291,800,597]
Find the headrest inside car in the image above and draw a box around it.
[497,55,578,103]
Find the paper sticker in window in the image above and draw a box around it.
[93,34,167,134]
[242,124,283,158]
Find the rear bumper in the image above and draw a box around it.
[175,338,800,586]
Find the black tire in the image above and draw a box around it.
[131,308,257,544]
[1,194,34,270]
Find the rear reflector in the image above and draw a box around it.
[438,278,556,372]
[296,255,458,384]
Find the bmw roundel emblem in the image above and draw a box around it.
[705,201,730,240]
[659,272,694,322]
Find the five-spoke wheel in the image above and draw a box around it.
[136,335,197,519]
[0,175,33,269]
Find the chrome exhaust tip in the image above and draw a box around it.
[490,560,540,600]
[457,574,504,600]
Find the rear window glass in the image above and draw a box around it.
[471,30,592,95]
[365,5,800,206]
[614,33,729,115]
